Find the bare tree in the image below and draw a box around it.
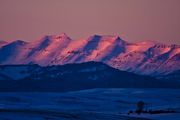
[136,101,144,115]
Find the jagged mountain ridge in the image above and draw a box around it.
[0,33,179,75]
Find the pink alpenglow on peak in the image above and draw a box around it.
[0,33,179,75]
[0,41,9,47]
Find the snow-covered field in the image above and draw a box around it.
[0,88,179,120]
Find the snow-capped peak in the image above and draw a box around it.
[50,33,72,40]
[4,40,28,47]
[0,34,179,75]
[0,40,9,47]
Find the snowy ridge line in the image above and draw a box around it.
[0,33,179,75]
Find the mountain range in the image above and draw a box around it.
[0,33,179,76]
[0,62,179,92]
